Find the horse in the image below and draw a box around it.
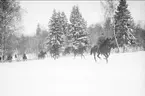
[49,49,59,60]
[63,46,73,56]
[23,53,27,61]
[7,54,13,62]
[50,52,59,60]
[38,50,47,59]
[72,46,87,59]
[90,38,114,63]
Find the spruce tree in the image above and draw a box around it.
[45,10,64,59]
[114,0,135,47]
[69,5,88,54]
[60,12,68,36]
[59,11,69,49]
[36,23,41,36]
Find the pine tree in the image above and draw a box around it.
[69,5,88,53]
[45,10,64,59]
[114,0,135,47]
[36,23,41,36]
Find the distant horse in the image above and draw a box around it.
[49,50,59,60]
[38,51,47,59]
[23,53,27,61]
[50,52,59,60]
[63,47,73,56]
[72,46,87,59]
[0,55,5,62]
[90,38,114,63]
[7,54,13,62]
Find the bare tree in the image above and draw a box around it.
[0,0,22,61]
[100,0,120,52]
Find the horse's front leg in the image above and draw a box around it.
[82,54,85,59]
[80,52,85,59]
[73,53,76,59]
[93,52,97,62]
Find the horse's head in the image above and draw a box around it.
[107,38,117,50]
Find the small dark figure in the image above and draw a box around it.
[0,56,2,62]
[15,54,17,58]
[0,55,5,62]
[23,53,27,61]
[2,55,5,61]
[7,54,12,62]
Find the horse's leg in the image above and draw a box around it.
[104,53,109,63]
[93,52,97,62]
[82,54,85,59]
[97,53,101,60]
[73,53,76,59]
[80,53,82,59]
[106,56,108,63]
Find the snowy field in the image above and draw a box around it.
[0,51,145,96]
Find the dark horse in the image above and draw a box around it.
[90,38,115,63]
[63,46,73,56]
[38,50,47,59]
[72,46,86,59]
[23,53,27,61]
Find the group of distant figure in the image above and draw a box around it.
[0,53,27,62]
[63,37,116,63]
[0,50,48,62]
[0,37,117,63]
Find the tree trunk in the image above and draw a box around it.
[2,30,4,62]
[113,29,119,52]
[113,20,120,52]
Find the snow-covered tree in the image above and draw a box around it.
[114,0,135,47]
[103,18,114,38]
[0,0,22,60]
[45,10,64,59]
[60,12,68,36]
[101,0,119,51]
[88,23,104,46]
[59,11,69,49]
[69,5,88,52]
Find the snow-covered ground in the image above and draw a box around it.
[0,51,145,96]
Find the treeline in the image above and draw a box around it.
[0,0,145,62]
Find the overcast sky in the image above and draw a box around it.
[20,1,145,36]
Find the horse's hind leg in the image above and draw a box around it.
[97,53,101,60]
[105,54,109,63]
